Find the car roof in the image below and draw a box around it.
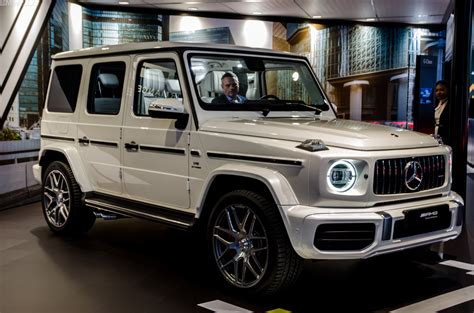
[52,41,299,60]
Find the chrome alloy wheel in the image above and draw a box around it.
[43,170,71,227]
[212,204,269,288]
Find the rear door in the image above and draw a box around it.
[77,57,129,196]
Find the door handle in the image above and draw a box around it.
[78,136,90,146]
[125,141,139,151]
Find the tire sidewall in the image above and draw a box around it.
[206,190,281,294]
[42,161,81,233]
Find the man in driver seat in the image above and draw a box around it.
[212,72,247,104]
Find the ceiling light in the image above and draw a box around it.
[417,14,428,18]
[312,15,322,18]
[188,7,198,11]
[365,18,376,22]
[118,1,129,4]
[252,11,262,15]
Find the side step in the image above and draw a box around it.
[84,192,195,230]
[93,211,126,220]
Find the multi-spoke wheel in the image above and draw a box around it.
[207,190,303,295]
[42,161,95,235]
[212,203,269,288]
[43,169,71,228]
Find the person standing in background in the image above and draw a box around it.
[434,80,449,142]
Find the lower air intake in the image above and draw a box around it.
[314,223,376,251]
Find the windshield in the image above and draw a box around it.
[190,54,329,113]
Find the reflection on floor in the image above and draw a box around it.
[0,202,473,313]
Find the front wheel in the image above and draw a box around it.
[207,190,303,295]
[42,161,95,235]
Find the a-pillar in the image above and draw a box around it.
[343,80,369,121]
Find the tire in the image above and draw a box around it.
[206,189,303,296]
[42,161,95,235]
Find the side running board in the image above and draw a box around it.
[84,192,195,230]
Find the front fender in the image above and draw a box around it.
[196,163,299,212]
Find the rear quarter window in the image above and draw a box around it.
[47,65,83,113]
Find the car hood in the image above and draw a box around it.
[200,117,438,151]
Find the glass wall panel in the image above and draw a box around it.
[82,8,163,48]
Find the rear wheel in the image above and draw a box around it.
[42,161,95,235]
[207,189,303,295]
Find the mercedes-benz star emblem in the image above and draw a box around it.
[404,160,423,191]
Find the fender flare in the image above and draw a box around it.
[39,144,92,192]
[196,163,299,216]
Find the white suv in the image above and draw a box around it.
[33,42,463,295]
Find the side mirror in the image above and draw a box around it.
[148,99,189,129]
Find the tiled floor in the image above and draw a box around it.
[0,202,473,313]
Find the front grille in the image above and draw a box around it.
[314,223,375,251]
[373,155,445,195]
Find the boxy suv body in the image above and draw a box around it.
[34,42,464,295]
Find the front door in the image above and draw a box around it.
[122,53,190,210]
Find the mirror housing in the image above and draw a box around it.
[148,99,189,129]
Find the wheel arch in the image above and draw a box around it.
[39,146,92,192]
[196,164,299,227]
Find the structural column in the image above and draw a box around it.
[343,80,369,121]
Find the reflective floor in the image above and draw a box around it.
[0,202,473,313]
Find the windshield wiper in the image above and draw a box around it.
[312,102,330,114]
[285,102,329,114]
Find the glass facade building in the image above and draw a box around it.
[17,0,69,127]
[15,4,167,127]
[170,27,234,44]
[82,9,165,47]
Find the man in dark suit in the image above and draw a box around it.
[212,72,247,104]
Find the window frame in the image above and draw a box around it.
[86,61,126,116]
[187,52,328,112]
[46,64,83,113]
[133,58,182,117]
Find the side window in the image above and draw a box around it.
[47,65,82,113]
[87,62,126,115]
[134,59,182,116]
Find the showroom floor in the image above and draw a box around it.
[0,202,473,313]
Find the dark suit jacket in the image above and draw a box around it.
[436,101,449,143]
[211,94,246,104]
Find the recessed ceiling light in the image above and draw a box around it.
[118,1,129,4]
[252,11,262,15]
[312,15,322,18]
[417,14,428,18]
[365,18,376,21]
[188,7,198,11]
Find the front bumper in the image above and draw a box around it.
[283,192,463,260]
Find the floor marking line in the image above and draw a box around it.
[439,260,474,272]
[198,299,253,313]
[389,285,474,313]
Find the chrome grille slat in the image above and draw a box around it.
[373,155,446,195]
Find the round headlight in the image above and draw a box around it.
[327,160,357,192]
